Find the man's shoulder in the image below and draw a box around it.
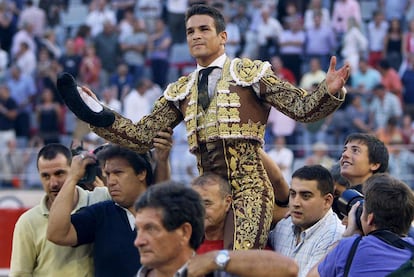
[15,204,43,225]
[164,74,194,101]
[229,58,271,86]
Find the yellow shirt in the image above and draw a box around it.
[9,186,110,277]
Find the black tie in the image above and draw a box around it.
[197,67,217,110]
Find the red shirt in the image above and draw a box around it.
[196,239,223,254]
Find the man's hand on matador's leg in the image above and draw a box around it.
[57,72,115,127]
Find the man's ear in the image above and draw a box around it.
[219,30,227,45]
[179,222,193,246]
[370,162,381,173]
[367,213,375,226]
[324,193,334,209]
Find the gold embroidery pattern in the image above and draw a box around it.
[223,141,274,249]
[91,97,183,153]
[261,70,344,122]
[230,58,271,86]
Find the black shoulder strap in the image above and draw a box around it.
[371,230,414,254]
[344,236,363,277]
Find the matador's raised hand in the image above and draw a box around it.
[325,56,351,95]
[56,72,115,127]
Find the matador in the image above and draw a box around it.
[57,4,349,251]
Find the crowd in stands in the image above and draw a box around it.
[0,0,414,189]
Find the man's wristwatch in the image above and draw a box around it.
[215,250,230,271]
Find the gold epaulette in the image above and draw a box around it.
[164,73,196,102]
[230,58,271,86]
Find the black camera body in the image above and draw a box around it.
[71,146,100,188]
[337,189,364,230]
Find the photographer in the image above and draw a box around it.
[307,173,414,277]
[47,144,153,276]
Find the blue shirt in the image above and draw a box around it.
[72,200,140,277]
[318,234,414,277]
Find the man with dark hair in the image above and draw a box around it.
[308,173,414,276]
[57,4,350,250]
[269,165,344,277]
[46,131,172,277]
[47,144,154,276]
[135,182,299,277]
[340,133,389,191]
[10,143,110,276]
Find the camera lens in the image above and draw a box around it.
[336,189,364,230]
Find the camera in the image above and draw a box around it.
[71,145,100,189]
[336,189,364,230]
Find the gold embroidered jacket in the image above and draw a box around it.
[92,57,345,153]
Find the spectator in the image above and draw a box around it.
[0,138,30,188]
[101,86,121,113]
[165,0,188,44]
[122,79,151,123]
[192,173,232,255]
[304,10,336,72]
[344,93,373,134]
[308,173,414,277]
[270,55,296,84]
[278,17,305,82]
[402,113,414,144]
[375,115,405,146]
[304,0,330,30]
[366,10,389,68]
[36,87,62,145]
[119,18,148,84]
[380,0,408,22]
[388,139,414,189]
[47,145,147,276]
[340,16,368,74]
[378,59,403,103]
[401,53,414,118]
[0,2,14,54]
[331,0,362,38]
[135,181,298,277]
[383,18,404,71]
[109,62,134,100]
[135,0,163,34]
[269,165,344,277]
[14,41,37,76]
[0,84,17,149]
[349,58,381,104]
[85,0,116,38]
[369,83,402,130]
[79,45,102,92]
[73,24,92,56]
[58,38,82,79]
[94,20,121,89]
[10,143,111,276]
[6,65,36,141]
[340,133,389,191]
[47,130,173,277]
[223,13,241,59]
[18,0,46,38]
[267,136,294,184]
[147,18,172,89]
[256,7,283,61]
[300,58,326,91]
[0,42,8,82]
[10,22,36,59]
[305,141,335,170]
[39,29,62,59]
